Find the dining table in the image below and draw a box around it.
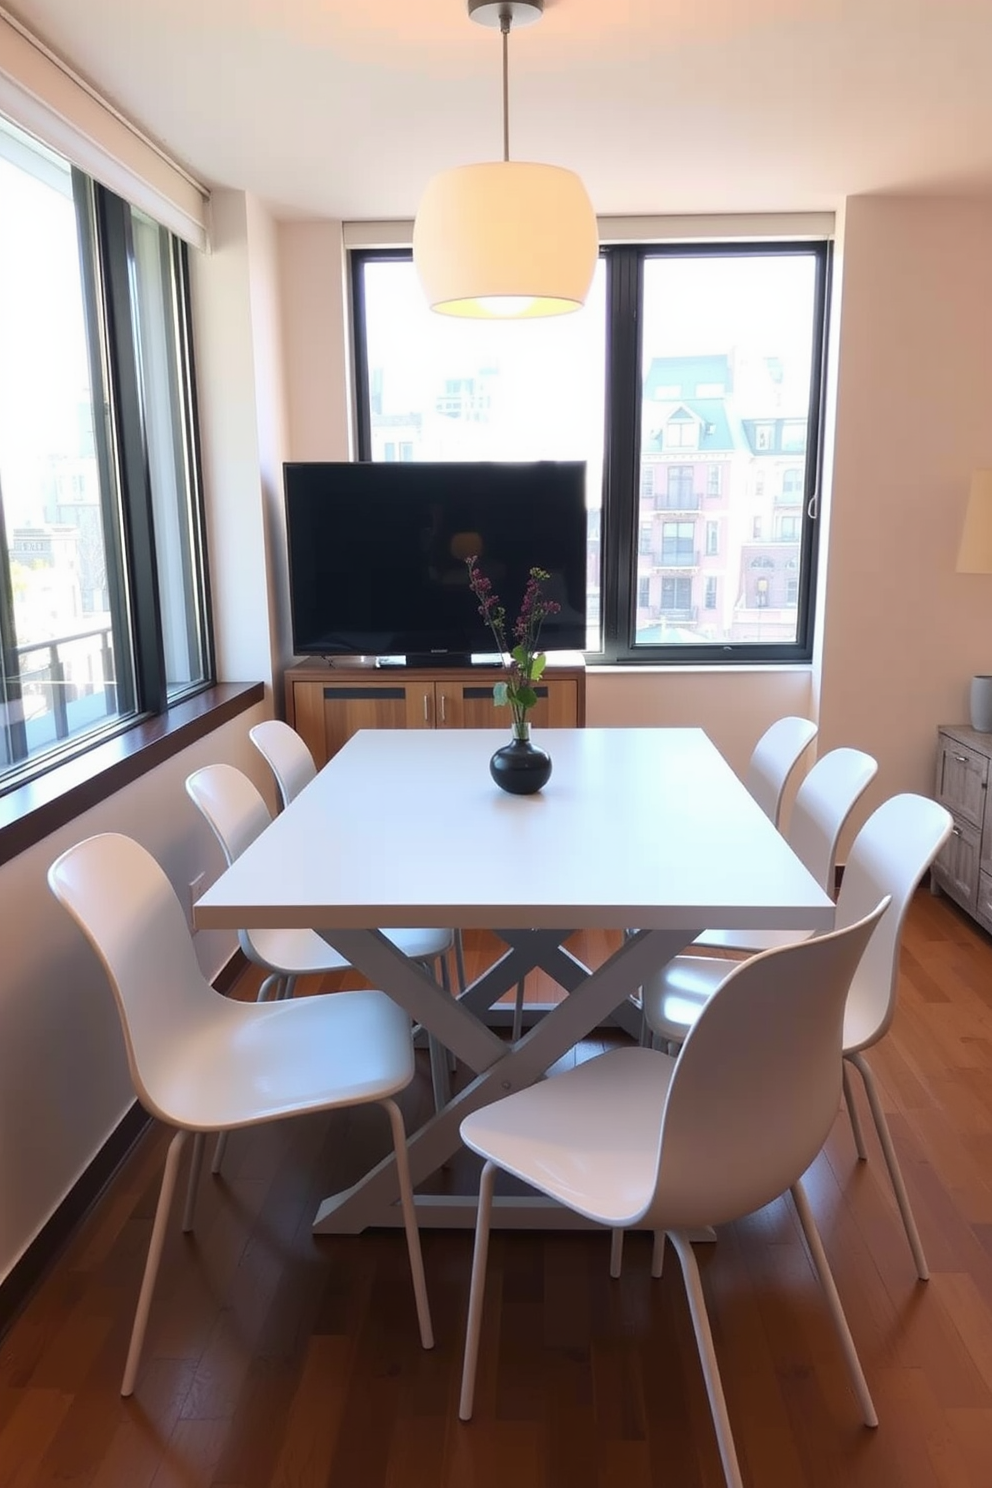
[194,725,836,1233]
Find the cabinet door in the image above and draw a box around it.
[935,736,988,829]
[932,816,981,913]
[291,679,431,766]
[437,679,578,731]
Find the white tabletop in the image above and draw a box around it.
[194,727,835,935]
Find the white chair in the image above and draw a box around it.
[250,717,470,995]
[692,745,878,957]
[248,717,318,811]
[47,832,434,1396]
[745,714,818,826]
[458,902,888,1488]
[186,763,456,1115]
[642,793,953,1280]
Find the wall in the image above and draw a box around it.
[0,703,275,1286]
[818,195,992,806]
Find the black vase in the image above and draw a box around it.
[489,732,553,796]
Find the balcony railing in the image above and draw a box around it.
[2,623,119,770]
[657,547,700,568]
[654,492,701,512]
[658,606,698,623]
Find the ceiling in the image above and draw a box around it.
[7,0,992,221]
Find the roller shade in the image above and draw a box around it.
[0,6,209,249]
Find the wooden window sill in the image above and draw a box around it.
[0,682,264,868]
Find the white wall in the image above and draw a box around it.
[0,703,275,1286]
[818,195,992,805]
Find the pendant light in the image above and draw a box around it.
[413,0,598,319]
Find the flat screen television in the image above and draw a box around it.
[284,460,588,663]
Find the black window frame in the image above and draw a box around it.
[0,161,214,798]
[351,238,830,668]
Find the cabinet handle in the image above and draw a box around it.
[440,693,447,724]
[423,692,430,723]
[951,825,962,836]
[953,754,970,763]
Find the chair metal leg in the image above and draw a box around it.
[849,1050,929,1280]
[651,1229,666,1277]
[454,928,467,993]
[842,1060,868,1161]
[211,1131,229,1175]
[790,1179,878,1426]
[511,977,526,1043]
[609,1228,624,1278]
[256,972,281,1002]
[280,974,297,1000]
[459,1159,498,1421]
[122,1129,188,1397]
[382,1098,433,1350]
[182,1132,205,1232]
[668,1230,745,1488]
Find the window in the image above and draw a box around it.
[786,577,799,605]
[638,521,653,555]
[664,415,698,450]
[351,240,828,664]
[638,577,651,608]
[705,521,719,556]
[782,466,802,496]
[0,118,211,788]
[778,515,801,541]
[660,521,695,566]
[705,576,717,609]
[665,465,694,504]
[661,575,692,612]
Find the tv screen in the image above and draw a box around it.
[284,461,588,662]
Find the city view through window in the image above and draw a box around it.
[357,248,822,657]
[0,125,124,771]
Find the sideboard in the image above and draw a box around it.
[932,724,992,933]
[284,652,587,769]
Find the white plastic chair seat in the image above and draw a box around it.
[250,923,453,978]
[689,925,814,956]
[641,954,733,1047]
[462,1045,676,1227]
[155,987,415,1131]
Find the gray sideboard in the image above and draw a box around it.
[933,724,992,932]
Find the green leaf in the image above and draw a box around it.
[516,686,538,710]
[530,652,547,681]
[511,644,529,668]
[493,681,509,707]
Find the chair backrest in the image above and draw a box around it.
[650,898,888,1230]
[249,719,316,810]
[786,746,878,892]
[745,716,818,826]
[48,833,222,1126]
[186,762,272,866]
[835,793,953,1049]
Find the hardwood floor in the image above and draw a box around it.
[4,898,992,1486]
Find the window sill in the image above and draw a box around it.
[0,682,264,869]
[589,662,813,676]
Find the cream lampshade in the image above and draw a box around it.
[412,0,598,319]
[413,161,598,318]
[956,469,992,731]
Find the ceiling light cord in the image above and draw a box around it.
[501,11,511,162]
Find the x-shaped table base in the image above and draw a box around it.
[312,924,702,1233]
